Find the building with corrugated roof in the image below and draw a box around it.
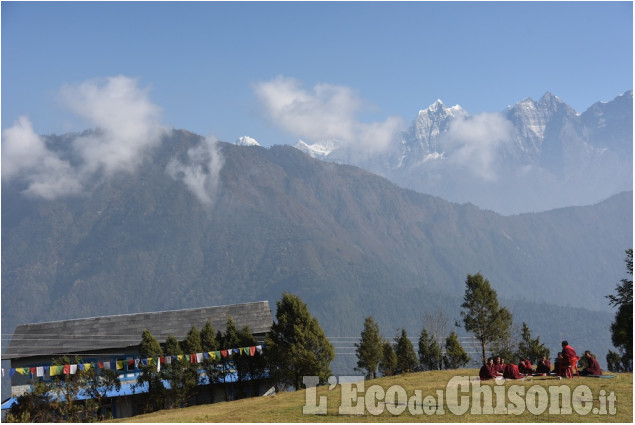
[2,301,273,418]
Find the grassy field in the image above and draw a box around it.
[110,369,632,423]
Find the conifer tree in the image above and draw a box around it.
[443,331,470,369]
[201,321,219,351]
[394,329,418,373]
[461,273,512,364]
[136,330,165,413]
[139,329,164,358]
[162,332,199,408]
[517,322,550,364]
[607,248,633,372]
[164,334,183,356]
[200,321,222,400]
[354,316,383,379]
[265,293,334,390]
[183,326,203,355]
[379,340,397,377]
[418,328,442,371]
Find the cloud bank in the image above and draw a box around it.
[166,137,224,207]
[441,112,514,181]
[2,76,169,199]
[254,76,403,154]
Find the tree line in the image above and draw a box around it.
[6,249,632,421]
[354,272,552,378]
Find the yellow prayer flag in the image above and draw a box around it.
[116,360,123,370]
[84,363,92,371]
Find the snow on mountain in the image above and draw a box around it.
[235,136,261,147]
[295,90,633,214]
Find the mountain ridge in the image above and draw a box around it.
[296,91,633,214]
[2,132,630,373]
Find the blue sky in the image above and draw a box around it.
[2,1,633,147]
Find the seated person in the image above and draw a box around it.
[479,357,497,380]
[535,356,551,374]
[553,352,564,376]
[503,362,524,379]
[579,351,602,376]
[518,358,533,374]
[494,356,504,374]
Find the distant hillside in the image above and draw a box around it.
[2,131,631,370]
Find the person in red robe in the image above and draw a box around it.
[580,351,602,376]
[560,341,579,376]
[503,362,524,379]
[535,356,551,374]
[554,352,564,376]
[479,358,497,380]
[561,341,577,362]
[518,358,533,374]
[494,356,503,373]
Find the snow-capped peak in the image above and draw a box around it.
[235,136,261,147]
[296,139,344,158]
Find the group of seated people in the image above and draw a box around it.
[479,341,602,380]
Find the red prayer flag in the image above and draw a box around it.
[63,364,71,375]
[97,362,104,369]
[221,350,228,358]
[29,367,37,375]
[250,346,256,356]
[190,353,197,364]
[160,356,166,364]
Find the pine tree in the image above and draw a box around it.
[164,335,183,356]
[139,329,164,358]
[607,249,633,372]
[394,329,418,373]
[517,322,550,364]
[379,340,397,377]
[201,321,219,351]
[199,321,221,401]
[162,333,198,408]
[418,328,442,371]
[443,331,470,369]
[182,326,203,355]
[265,293,334,390]
[354,316,383,379]
[136,330,165,413]
[461,273,512,364]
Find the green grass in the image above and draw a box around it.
[110,369,632,423]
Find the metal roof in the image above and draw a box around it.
[3,301,272,360]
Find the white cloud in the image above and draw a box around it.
[61,76,168,177]
[166,137,224,207]
[2,76,169,199]
[1,116,82,199]
[254,76,403,154]
[442,112,513,181]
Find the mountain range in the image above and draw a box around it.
[296,91,633,214]
[2,129,631,373]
